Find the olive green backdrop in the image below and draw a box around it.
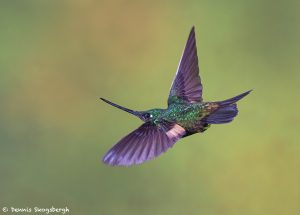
[1,1,299,215]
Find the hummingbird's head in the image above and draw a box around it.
[139,109,164,122]
[100,98,163,123]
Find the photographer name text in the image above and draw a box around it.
[2,206,69,214]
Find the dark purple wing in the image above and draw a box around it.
[168,26,203,105]
[103,122,186,166]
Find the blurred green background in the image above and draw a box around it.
[1,1,299,215]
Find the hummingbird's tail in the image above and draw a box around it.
[203,90,252,124]
[216,90,252,107]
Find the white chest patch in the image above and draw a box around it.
[166,124,186,140]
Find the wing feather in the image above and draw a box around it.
[168,26,203,105]
[102,122,186,166]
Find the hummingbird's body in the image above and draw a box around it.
[146,102,208,134]
[100,27,251,166]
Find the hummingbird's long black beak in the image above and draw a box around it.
[100,98,141,117]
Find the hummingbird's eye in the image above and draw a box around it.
[143,113,153,120]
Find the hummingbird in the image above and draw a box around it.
[100,26,251,166]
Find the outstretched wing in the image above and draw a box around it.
[168,26,203,105]
[103,121,186,166]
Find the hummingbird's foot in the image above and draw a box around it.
[202,123,210,132]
